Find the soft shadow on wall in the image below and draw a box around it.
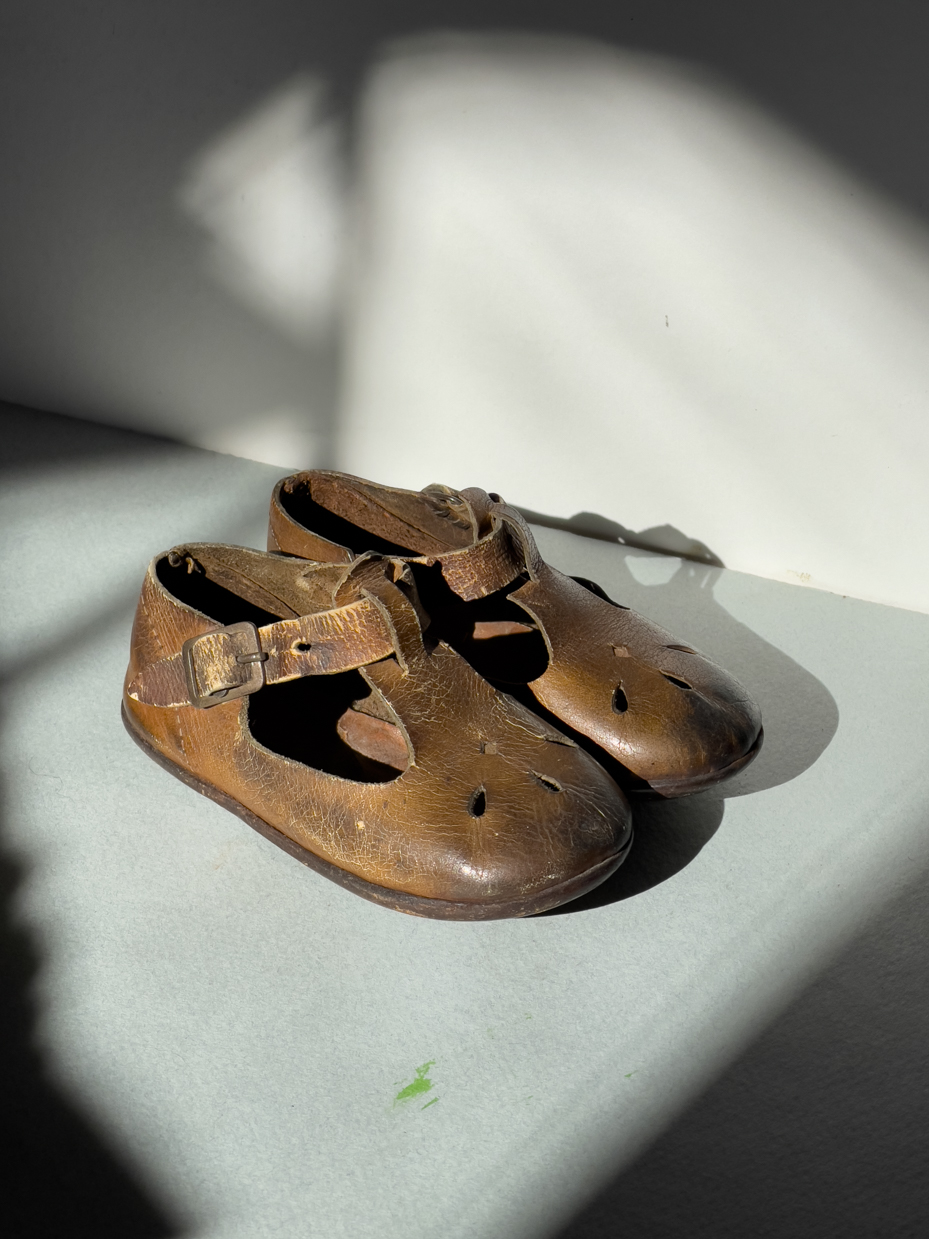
[3,5,929,608]
[0,3,348,471]
[517,506,725,568]
[176,72,345,468]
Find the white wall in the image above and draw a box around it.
[2,8,929,1233]
[0,1,343,468]
[2,9,928,614]
[341,37,929,614]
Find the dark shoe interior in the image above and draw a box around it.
[155,552,630,782]
[280,488,632,687]
[249,674,400,783]
[279,486,552,681]
[411,563,550,684]
[157,554,401,784]
[157,554,282,628]
[280,482,415,558]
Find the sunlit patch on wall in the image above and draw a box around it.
[342,36,929,614]
[178,74,344,344]
[625,554,684,587]
[207,406,324,469]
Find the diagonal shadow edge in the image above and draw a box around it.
[547,847,929,1239]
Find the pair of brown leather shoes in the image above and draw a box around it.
[123,472,762,920]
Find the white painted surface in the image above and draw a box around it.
[2,420,928,1238]
[3,18,927,611]
[0,4,341,469]
[342,38,929,614]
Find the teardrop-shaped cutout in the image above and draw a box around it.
[612,687,629,714]
[468,788,487,817]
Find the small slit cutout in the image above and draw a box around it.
[662,673,693,691]
[665,644,697,655]
[532,772,563,793]
[293,641,313,652]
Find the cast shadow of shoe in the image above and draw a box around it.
[518,506,727,568]
[528,512,840,916]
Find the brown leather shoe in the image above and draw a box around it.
[268,472,763,797]
[122,544,632,918]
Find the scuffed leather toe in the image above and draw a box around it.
[515,565,763,796]
[361,642,632,906]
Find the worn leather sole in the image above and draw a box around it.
[122,704,632,921]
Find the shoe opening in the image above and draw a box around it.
[411,564,549,684]
[248,673,406,784]
[279,480,418,558]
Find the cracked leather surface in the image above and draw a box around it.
[269,472,763,794]
[123,545,632,906]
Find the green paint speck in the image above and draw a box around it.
[624,1071,637,1079]
[421,1097,439,1110]
[394,1061,436,1106]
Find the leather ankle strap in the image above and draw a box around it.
[127,598,395,709]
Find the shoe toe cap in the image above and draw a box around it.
[385,745,633,908]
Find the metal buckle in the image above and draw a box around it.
[182,621,268,709]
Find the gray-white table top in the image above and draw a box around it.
[2,412,928,1238]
